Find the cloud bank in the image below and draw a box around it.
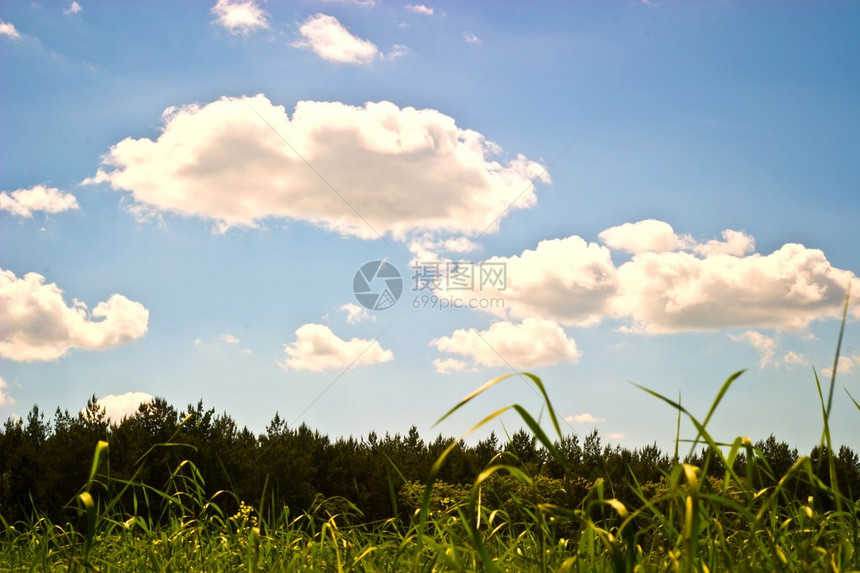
[478,220,858,334]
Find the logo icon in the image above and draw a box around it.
[353,261,403,310]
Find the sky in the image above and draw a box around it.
[1,0,859,456]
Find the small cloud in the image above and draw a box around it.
[693,229,755,257]
[405,4,433,15]
[728,330,776,368]
[222,333,240,344]
[293,13,379,64]
[564,412,606,424]
[340,303,372,325]
[211,0,269,35]
[0,376,16,407]
[463,31,481,45]
[433,357,470,374]
[240,348,252,355]
[608,432,625,441]
[0,19,21,39]
[0,185,79,217]
[432,318,581,370]
[280,323,393,371]
[599,219,693,254]
[92,392,154,423]
[386,43,409,60]
[781,351,809,366]
[822,354,860,378]
[64,1,83,15]
[322,0,375,5]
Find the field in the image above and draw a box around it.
[2,307,859,572]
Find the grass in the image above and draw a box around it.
[1,295,858,571]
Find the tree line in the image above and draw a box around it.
[1,396,858,525]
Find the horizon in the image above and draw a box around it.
[1,0,859,456]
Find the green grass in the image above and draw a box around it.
[2,296,858,571]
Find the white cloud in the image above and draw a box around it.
[728,330,776,368]
[0,376,16,407]
[94,392,154,423]
[694,229,755,257]
[598,219,692,254]
[463,31,481,45]
[340,303,372,324]
[565,412,606,424]
[822,354,860,378]
[64,2,83,15]
[613,242,859,333]
[222,333,239,344]
[0,185,79,217]
[481,236,619,326]
[386,44,409,61]
[608,432,625,441]
[781,351,808,366]
[281,323,393,371]
[83,95,548,240]
[211,0,269,35]
[0,269,149,361]
[322,0,375,5]
[431,318,581,370]
[473,221,858,334]
[433,357,471,374]
[293,14,379,64]
[0,19,20,39]
[405,4,434,15]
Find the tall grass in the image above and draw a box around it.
[1,297,857,571]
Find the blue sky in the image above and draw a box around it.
[1,0,859,455]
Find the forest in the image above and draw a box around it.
[2,394,858,527]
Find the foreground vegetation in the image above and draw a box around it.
[2,301,858,570]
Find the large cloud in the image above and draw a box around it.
[0,269,149,361]
[0,185,79,217]
[472,221,858,333]
[84,95,548,239]
[281,323,393,371]
[211,0,269,35]
[431,318,581,370]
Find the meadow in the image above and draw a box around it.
[1,300,858,572]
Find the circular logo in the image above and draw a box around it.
[353,261,403,310]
